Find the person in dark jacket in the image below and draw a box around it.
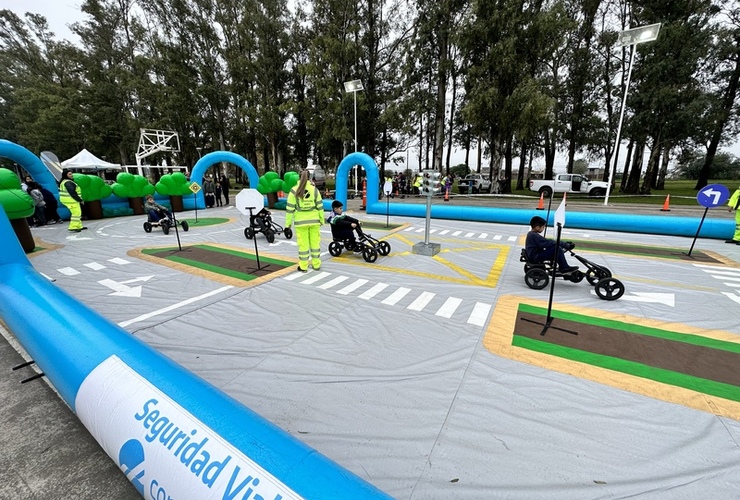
[525,216,577,273]
[40,185,62,223]
[220,174,231,205]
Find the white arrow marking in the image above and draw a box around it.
[98,277,153,297]
[592,291,675,306]
[721,292,740,305]
[119,276,154,285]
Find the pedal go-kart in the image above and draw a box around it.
[328,231,391,263]
[243,212,292,244]
[143,211,189,235]
[520,245,625,300]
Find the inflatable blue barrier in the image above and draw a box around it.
[0,206,390,499]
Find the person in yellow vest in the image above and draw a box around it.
[727,185,740,244]
[413,173,422,195]
[286,170,324,272]
[59,169,86,232]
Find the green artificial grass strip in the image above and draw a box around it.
[511,336,740,402]
[180,217,230,227]
[517,303,740,353]
[360,221,402,230]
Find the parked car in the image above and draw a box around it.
[458,173,492,194]
[529,174,608,197]
[305,166,326,190]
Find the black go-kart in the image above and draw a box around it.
[243,213,292,244]
[143,211,189,235]
[519,245,625,301]
[328,230,391,263]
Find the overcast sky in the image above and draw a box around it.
[5,1,740,173]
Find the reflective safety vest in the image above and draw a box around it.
[729,188,740,210]
[286,186,324,227]
[59,179,81,204]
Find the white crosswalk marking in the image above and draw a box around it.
[359,283,388,300]
[415,228,425,233]
[84,262,106,270]
[302,271,331,285]
[436,297,462,318]
[337,279,368,295]
[318,276,349,289]
[407,291,436,311]
[493,235,502,240]
[57,267,80,276]
[429,229,438,233]
[438,230,450,235]
[465,232,475,238]
[452,231,462,236]
[508,236,517,241]
[404,227,415,232]
[478,233,488,239]
[468,302,492,326]
[381,287,411,305]
[108,257,131,265]
[283,272,306,281]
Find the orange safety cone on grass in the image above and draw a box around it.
[536,193,545,210]
[444,186,450,202]
[660,194,671,212]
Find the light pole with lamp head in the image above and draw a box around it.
[604,23,661,206]
[344,79,364,195]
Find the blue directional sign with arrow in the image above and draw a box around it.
[697,184,730,208]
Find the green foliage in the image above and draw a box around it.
[111,173,155,198]
[72,174,113,202]
[256,171,300,194]
[674,152,740,180]
[450,164,470,178]
[155,172,193,196]
[0,168,35,219]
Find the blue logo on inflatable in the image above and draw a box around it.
[119,439,146,495]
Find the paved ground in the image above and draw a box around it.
[1,195,738,499]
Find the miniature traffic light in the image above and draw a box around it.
[421,170,441,197]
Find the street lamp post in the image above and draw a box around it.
[604,23,661,206]
[344,79,364,195]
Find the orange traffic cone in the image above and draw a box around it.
[536,193,545,210]
[444,186,450,202]
[360,179,367,210]
[660,194,671,212]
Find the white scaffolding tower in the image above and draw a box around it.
[134,129,181,176]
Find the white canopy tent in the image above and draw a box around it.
[62,149,121,171]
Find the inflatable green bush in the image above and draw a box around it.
[0,168,35,219]
[111,172,155,198]
[256,171,300,194]
[73,173,112,201]
[155,172,193,196]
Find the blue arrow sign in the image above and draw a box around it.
[697,183,730,208]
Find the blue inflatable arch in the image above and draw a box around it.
[190,152,260,209]
[333,152,379,210]
[0,139,70,219]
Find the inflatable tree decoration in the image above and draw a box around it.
[74,173,112,220]
[0,168,35,219]
[74,173,113,202]
[111,172,155,215]
[0,167,36,252]
[155,172,193,196]
[281,171,300,193]
[256,171,282,195]
[111,172,155,199]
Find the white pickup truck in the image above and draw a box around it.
[529,174,609,197]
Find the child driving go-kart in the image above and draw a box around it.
[143,195,189,235]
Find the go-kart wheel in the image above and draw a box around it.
[362,247,378,263]
[328,242,342,257]
[180,220,189,231]
[265,230,275,243]
[594,277,625,301]
[524,268,549,290]
[284,227,293,239]
[568,271,585,283]
[378,241,391,256]
[523,264,532,272]
[161,220,170,235]
[143,222,152,233]
[586,268,611,286]
[244,227,254,239]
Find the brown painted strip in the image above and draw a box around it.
[515,312,740,387]
[146,246,288,277]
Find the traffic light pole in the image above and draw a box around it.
[412,169,441,256]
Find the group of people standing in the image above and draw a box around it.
[21,175,63,228]
[202,173,231,208]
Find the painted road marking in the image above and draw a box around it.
[118,286,233,328]
[436,297,462,318]
[84,262,107,270]
[58,267,80,276]
[408,292,436,311]
[359,283,389,300]
[283,272,306,281]
[452,231,462,236]
[382,287,411,306]
[108,257,131,265]
[722,292,740,305]
[337,279,368,295]
[468,302,492,327]
[438,230,450,235]
[478,233,488,239]
[302,271,331,285]
[318,276,349,289]
[465,232,475,238]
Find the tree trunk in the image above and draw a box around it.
[266,192,278,209]
[620,139,634,193]
[169,195,184,212]
[625,141,644,194]
[656,143,672,190]
[129,197,145,215]
[86,199,104,220]
[11,218,35,253]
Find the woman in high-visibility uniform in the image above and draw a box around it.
[59,169,85,232]
[728,185,740,244]
[286,170,324,272]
